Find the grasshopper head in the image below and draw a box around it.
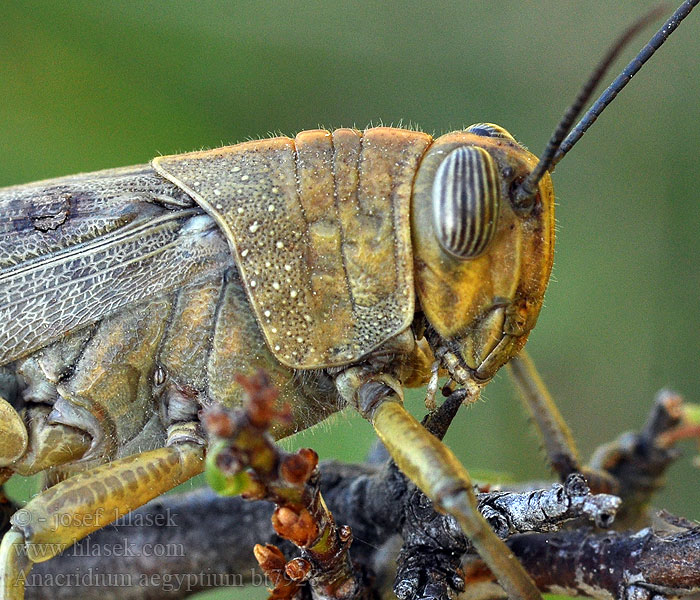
[409,3,689,385]
[411,124,555,383]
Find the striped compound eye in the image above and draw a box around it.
[432,146,501,259]
[466,123,516,142]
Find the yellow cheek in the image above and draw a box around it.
[412,133,554,373]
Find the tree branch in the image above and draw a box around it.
[463,522,700,600]
[17,389,700,600]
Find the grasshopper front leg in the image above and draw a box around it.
[508,350,618,493]
[508,351,581,478]
[336,367,542,600]
[0,442,204,599]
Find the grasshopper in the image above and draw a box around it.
[0,3,698,599]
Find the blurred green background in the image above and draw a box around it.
[1,1,699,598]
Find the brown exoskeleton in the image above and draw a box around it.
[0,3,697,599]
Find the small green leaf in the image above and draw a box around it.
[206,441,249,496]
[683,403,700,425]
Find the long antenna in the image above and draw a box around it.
[553,0,699,164]
[514,0,698,206]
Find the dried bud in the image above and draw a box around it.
[236,371,280,429]
[202,406,236,438]
[338,525,353,544]
[285,557,312,581]
[214,447,244,475]
[280,448,318,485]
[253,544,287,584]
[272,507,318,547]
[297,448,318,471]
[275,507,298,528]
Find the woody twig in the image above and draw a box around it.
[202,371,363,600]
[588,389,700,528]
[18,387,700,600]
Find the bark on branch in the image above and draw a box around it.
[21,467,699,600]
[14,389,700,600]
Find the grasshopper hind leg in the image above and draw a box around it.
[0,396,27,469]
[0,442,204,599]
[335,367,543,600]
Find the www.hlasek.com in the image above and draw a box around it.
[14,569,271,593]
[10,536,184,561]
